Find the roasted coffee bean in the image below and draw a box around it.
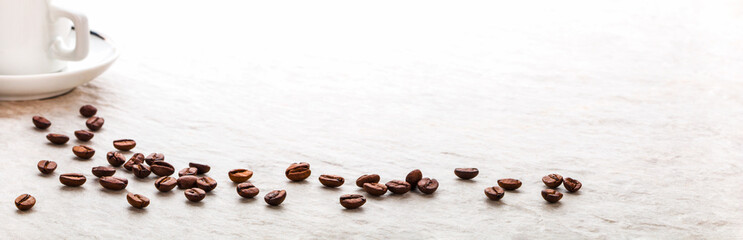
[91,166,116,177]
[542,174,563,188]
[132,163,151,178]
[178,167,198,177]
[264,190,286,206]
[355,174,380,187]
[417,178,439,194]
[228,169,253,183]
[32,116,51,129]
[72,145,95,159]
[236,182,260,198]
[454,168,479,180]
[85,116,104,131]
[189,162,211,174]
[74,130,94,141]
[59,173,86,187]
[79,105,97,117]
[100,176,128,190]
[14,194,36,211]
[106,152,126,167]
[126,193,150,209]
[37,160,57,174]
[285,162,311,181]
[46,133,69,145]
[145,153,164,165]
[340,194,366,209]
[150,161,175,176]
[318,175,345,188]
[196,176,217,192]
[385,180,411,194]
[113,139,136,151]
[406,169,422,190]
[541,189,563,203]
[185,188,206,202]
[563,177,582,192]
[484,186,505,201]
[363,182,388,196]
[123,153,145,171]
[177,176,199,189]
[154,176,177,192]
[497,178,522,190]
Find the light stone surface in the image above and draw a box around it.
[1,0,743,238]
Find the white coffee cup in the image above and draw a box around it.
[0,0,89,75]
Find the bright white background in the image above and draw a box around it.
[1,0,742,238]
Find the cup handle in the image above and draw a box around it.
[50,6,89,61]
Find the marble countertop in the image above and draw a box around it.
[1,0,742,238]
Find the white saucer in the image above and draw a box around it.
[0,30,119,101]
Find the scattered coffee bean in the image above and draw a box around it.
[14,194,36,211]
[79,105,97,117]
[264,190,286,206]
[154,176,177,192]
[177,176,198,189]
[46,133,69,145]
[150,161,175,176]
[185,188,206,202]
[37,160,57,174]
[385,180,411,194]
[106,152,126,167]
[91,166,116,177]
[542,174,563,188]
[59,173,86,187]
[454,168,479,180]
[417,178,439,194]
[126,193,150,209]
[541,189,563,203]
[285,162,311,181]
[100,176,128,190]
[363,182,388,196]
[497,178,522,190]
[123,153,144,171]
[32,116,51,129]
[74,130,94,141]
[228,169,253,183]
[132,163,151,178]
[189,162,210,174]
[484,186,505,201]
[406,169,422,190]
[340,194,366,209]
[236,182,260,198]
[355,174,380,187]
[85,116,104,131]
[72,145,95,159]
[179,167,198,177]
[563,177,582,192]
[196,176,217,192]
[145,153,164,165]
[113,139,136,151]
[318,175,345,188]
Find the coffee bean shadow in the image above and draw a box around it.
[506,190,521,194]
[15,209,34,215]
[99,188,126,195]
[455,178,477,183]
[186,201,205,207]
[265,205,285,211]
[342,208,364,213]
[417,193,436,199]
[131,177,152,183]
[286,180,310,185]
[239,198,257,203]
[484,199,506,207]
[365,194,387,201]
[30,127,46,132]
[59,186,85,192]
[318,186,341,192]
[566,191,582,196]
[156,191,175,197]
[37,173,54,178]
[74,139,92,144]
[128,207,147,213]
[541,202,562,209]
[45,142,69,148]
[385,193,409,199]
[70,156,91,161]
